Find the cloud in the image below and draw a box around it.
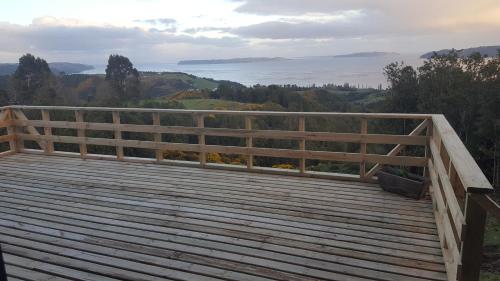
[233,0,367,15]
[0,17,246,63]
[231,0,500,39]
[183,26,230,34]
[229,11,424,40]
[135,18,177,26]
[1,1,500,63]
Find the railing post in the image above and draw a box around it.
[112,111,124,160]
[197,114,206,167]
[422,120,433,199]
[152,112,163,162]
[298,116,306,173]
[360,118,368,178]
[245,116,253,170]
[6,108,18,153]
[460,193,488,281]
[74,110,87,158]
[41,109,54,154]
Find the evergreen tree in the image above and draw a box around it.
[12,54,56,104]
[384,51,500,187]
[105,54,141,103]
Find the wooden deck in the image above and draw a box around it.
[0,153,447,281]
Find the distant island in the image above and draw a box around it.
[332,52,399,58]
[421,45,500,59]
[178,57,288,65]
[0,62,94,75]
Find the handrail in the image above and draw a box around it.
[428,114,497,281]
[432,115,493,193]
[4,105,433,119]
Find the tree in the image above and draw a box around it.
[105,54,141,102]
[12,54,56,104]
[0,89,8,106]
[383,52,500,188]
[383,62,418,113]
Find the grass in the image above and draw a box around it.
[482,204,500,281]
[179,99,249,110]
[151,72,218,90]
[482,272,500,281]
[179,98,283,111]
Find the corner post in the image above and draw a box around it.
[197,114,206,167]
[41,109,54,154]
[152,112,163,161]
[112,111,124,160]
[460,192,488,281]
[360,118,368,178]
[298,116,306,173]
[422,119,433,197]
[245,116,253,170]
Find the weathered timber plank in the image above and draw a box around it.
[0,189,440,255]
[0,174,438,232]
[0,160,434,211]
[5,263,72,281]
[0,204,444,273]
[0,220,445,281]
[3,253,121,281]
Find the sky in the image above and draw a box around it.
[0,0,499,64]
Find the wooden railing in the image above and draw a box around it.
[0,105,498,281]
[0,105,431,181]
[429,115,500,281]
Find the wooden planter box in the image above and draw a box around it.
[376,167,426,199]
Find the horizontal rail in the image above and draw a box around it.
[5,105,433,119]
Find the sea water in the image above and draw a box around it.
[83,54,424,88]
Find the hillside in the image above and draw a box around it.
[0,62,94,75]
[421,45,500,58]
[140,72,220,98]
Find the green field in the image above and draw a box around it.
[179,98,283,111]
[153,72,218,90]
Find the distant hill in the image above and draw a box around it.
[178,57,288,65]
[49,62,94,74]
[0,64,17,76]
[332,52,399,58]
[421,45,500,59]
[0,62,94,76]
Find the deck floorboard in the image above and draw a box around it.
[0,153,447,281]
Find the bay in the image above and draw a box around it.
[83,53,424,88]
